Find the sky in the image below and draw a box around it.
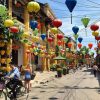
[36,0,100,55]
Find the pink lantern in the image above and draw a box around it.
[52,19,62,28]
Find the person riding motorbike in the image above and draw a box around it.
[5,64,22,99]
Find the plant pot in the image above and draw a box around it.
[57,71,62,77]
[63,68,67,75]
[66,69,69,74]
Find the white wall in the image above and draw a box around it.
[18,45,23,66]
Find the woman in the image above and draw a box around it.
[24,64,32,93]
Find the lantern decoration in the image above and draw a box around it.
[47,37,53,43]
[95,36,100,41]
[41,34,46,40]
[78,37,83,43]
[4,19,14,27]
[7,58,11,64]
[33,28,38,36]
[92,31,99,37]
[57,34,63,40]
[98,43,100,48]
[6,50,11,55]
[78,43,82,49]
[32,36,39,42]
[90,24,99,31]
[88,43,93,49]
[10,26,19,33]
[37,23,41,30]
[0,4,7,16]
[22,32,30,38]
[81,17,90,36]
[82,51,86,55]
[64,38,69,43]
[1,58,6,64]
[72,26,79,35]
[27,1,40,13]
[50,27,58,34]
[57,41,62,46]
[65,0,77,24]
[52,19,62,28]
[68,42,72,48]
[30,20,38,30]
[1,50,5,55]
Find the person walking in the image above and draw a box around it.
[93,63,98,77]
[24,64,32,93]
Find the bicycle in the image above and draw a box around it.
[0,76,26,100]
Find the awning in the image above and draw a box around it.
[53,55,66,60]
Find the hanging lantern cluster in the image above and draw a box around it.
[27,1,40,13]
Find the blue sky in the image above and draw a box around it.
[36,0,100,54]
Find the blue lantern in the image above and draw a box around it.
[72,26,79,35]
[65,0,77,24]
[30,20,38,30]
[78,37,83,43]
[41,34,46,40]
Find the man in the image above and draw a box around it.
[93,63,98,77]
[6,64,22,99]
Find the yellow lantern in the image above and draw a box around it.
[5,66,11,72]
[22,32,30,38]
[32,36,39,42]
[1,50,5,55]
[7,58,11,64]
[92,31,99,37]
[27,1,40,13]
[1,58,6,64]
[4,19,14,27]
[50,27,58,34]
[6,50,11,55]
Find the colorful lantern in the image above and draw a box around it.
[1,50,5,55]
[10,26,19,33]
[1,58,6,64]
[81,17,90,28]
[7,58,11,64]
[72,26,79,35]
[92,31,99,37]
[27,1,40,13]
[50,27,58,34]
[0,4,7,16]
[57,34,63,40]
[90,24,99,31]
[33,28,38,36]
[57,41,62,46]
[52,19,62,28]
[78,37,83,43]
[47,37,53,43]
[73,34,79,40]
[41,34,46,40]
[65,0,77,24]
[88,43,93,49]
[95,36,100,41]
[4,19,14,27]
[30,20,38,30]
[68,42,72,48]
[78,43,82,49]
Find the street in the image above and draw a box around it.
[19,68,100,100]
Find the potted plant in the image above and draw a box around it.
[50,64,56,71]
[62,67,67,75]
[57,68,63,77]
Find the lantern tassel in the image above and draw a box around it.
[71,13,72,24]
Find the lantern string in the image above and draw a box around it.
[71,13,72,24]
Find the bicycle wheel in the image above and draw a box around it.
[0,91,7,100]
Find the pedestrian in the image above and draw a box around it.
[93,63,98,77]
[24,64,32,93]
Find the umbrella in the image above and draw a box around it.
[53,55,66,60]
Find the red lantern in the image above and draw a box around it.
[10,26,19,33]
[95,36,100,41]
[78,43,82,49]
[57,34,63,40]
[47,37,53,43]
[90,24,99,31]
[88,43,93,49]
[68,42,72,48]
[57,41,62,46]
[52,19,62,28]
[98,43,100,48]
[37,23,41,30]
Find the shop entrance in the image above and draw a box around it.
[12,50,18,65]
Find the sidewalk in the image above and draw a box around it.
[30,71,56,87]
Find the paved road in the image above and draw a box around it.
[19,68,100,100]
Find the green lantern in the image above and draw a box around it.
[73,34,79,40]
[0,4,7,16]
